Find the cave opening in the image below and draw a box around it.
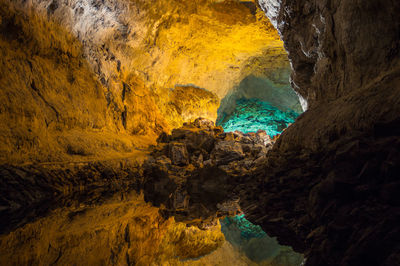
[214,51,305,265]
[216,74,303,137]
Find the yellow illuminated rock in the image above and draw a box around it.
[0,1,293,263]
[121,0,285,98]
[0,192,225,265]
[0,0,288,164]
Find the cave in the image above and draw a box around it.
[1,0,399,265]
[216,74,303,136]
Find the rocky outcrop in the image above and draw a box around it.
[0,118,282,265]
[0,0,293,164]
[143,118,274,226]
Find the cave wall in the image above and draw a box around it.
[0,0,290,164]
[259,0,400,108]
[2,0,399,264]
[233,0,400,265]
[0,1,301,265]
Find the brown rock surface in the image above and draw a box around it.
[143,118,275,225]
[241,0,400,265]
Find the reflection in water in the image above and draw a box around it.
[221,215,304,265]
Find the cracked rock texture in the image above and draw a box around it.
[245,0,400,265]
[0,1,221,164]
[143,118,274,225]
[1,0,286,164]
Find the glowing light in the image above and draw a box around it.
[222,214,266,239]
[220,214,304,264]
[217,98,300,137]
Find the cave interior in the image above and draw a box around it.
[0,0,399,265]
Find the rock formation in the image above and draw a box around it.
[0,0,399,265]
[143,118,273,225]
[1,0,284,164]
[0,190,226,265]
[250,0,400,265]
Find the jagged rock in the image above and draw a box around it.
[248,1,400,265]
[169,142,189,166]
[143,118,276,224]
[155,155,172,171]
[255,129,272,146]
[156,132,170,143]
[193,117,215,129]
[252,144,268,157]
[211,140,245,165]
[190,153,204,168]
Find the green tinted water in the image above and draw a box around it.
[217,98,300,137]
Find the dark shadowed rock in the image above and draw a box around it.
[248,1,400,265]
[193,117,215,129]
[211,140,245,165]
[169,142,189,166]
[143,118,276,225]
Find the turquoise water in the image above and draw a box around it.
[220,214,303,264]
[222,214,266,239]
[217,98,300,137]
[217,98,303,263]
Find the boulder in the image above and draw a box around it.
[193,117,215,129]
[256,129,272,145]
[211,140,245,165]
[169,142,189,166]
